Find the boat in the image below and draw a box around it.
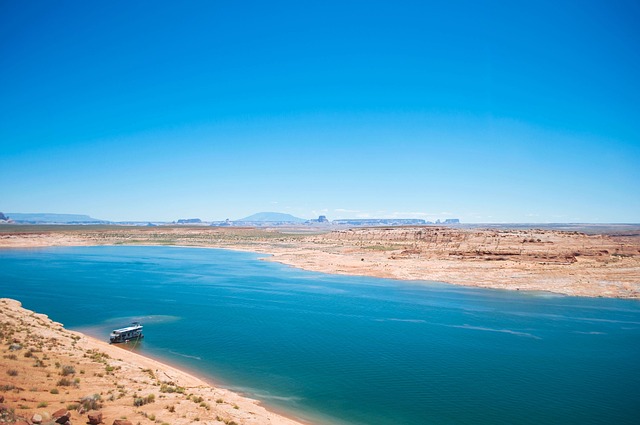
[109,322,144,344]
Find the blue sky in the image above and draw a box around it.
[1,1,638,222]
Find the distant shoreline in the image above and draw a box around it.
[0,224,639,299]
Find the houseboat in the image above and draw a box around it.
[109,322,144,344]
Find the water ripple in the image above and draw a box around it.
[449,324,542,339]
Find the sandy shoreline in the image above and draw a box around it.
[1,224,639,298]
[1,225,639,424]
[0,298,311,425]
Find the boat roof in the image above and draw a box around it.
[111,323,143,333]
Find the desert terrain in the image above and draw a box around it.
[0,298,306,425]
[1,224,639,298]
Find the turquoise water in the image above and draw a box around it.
[1,246,639,425]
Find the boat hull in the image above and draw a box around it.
[109,334,144,344]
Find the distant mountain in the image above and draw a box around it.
[237,212,307,223]
[6,213,108,224]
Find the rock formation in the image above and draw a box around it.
[87,411,103,425]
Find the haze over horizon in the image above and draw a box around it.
[1,1,638,223]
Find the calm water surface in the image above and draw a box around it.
[1,246,639,425]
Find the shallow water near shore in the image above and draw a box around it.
[1,245,639,424]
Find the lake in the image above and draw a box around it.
[1,246,639,424]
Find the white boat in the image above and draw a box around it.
[109,322,144,344]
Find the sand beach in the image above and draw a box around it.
[0,298,307,425]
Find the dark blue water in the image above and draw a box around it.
[1,246,639,424]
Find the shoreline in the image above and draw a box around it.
[0,298,313,425]
[1,224,639,298]
[88,338,317,425]
[77,326,319,425]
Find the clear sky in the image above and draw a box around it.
[1,1,639,223]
